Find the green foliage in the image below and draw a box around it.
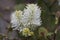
[38,0,56,31]
[15,0,25,4]
[37,0,60,40]
[15,4,25,11]
[56,31,60,40]
[38,27,48,37]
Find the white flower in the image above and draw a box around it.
[22,4,42,27]
[11,10,23,30]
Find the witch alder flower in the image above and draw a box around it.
[11,10,23,30]
[11,4,42,32]
[22,4,42,28]
[22,28,34,37]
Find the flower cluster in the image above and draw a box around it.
[22,28,34,37]
[11,10,23,30]
[11,4,42,37]
[23,4,41,26]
